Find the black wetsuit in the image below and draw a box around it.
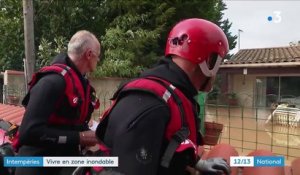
[97,58,201,175]
[15,53,93,175]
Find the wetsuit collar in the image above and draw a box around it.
[140,57,198,100]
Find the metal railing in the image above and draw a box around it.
[205,103,300,163]
[92,91,116,120]
[2,85,26,106]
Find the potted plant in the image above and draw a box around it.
[207,89,219,104]
[227,92,238,106]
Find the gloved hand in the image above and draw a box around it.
[79,130,98,147]
[195,158,230,175]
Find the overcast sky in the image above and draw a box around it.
[223,0,300,54]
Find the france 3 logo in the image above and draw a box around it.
[267,11,282,23]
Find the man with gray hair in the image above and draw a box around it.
[15,30,101,175]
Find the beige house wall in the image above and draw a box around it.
[89,77,127,96]
[4,70,25,87]
[89,77,128,117]
[231,74,256,107]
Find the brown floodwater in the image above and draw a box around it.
[205,105,300,165]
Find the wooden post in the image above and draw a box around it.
[23,0,35,84]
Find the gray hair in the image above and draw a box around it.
[67,30,99,58]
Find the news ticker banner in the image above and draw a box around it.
[4,157,118,167]
[4,156,284,167]
[230,156,285,167]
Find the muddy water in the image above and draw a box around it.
[205,105,300,164]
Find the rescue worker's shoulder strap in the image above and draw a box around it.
[28,63,73,89]
[110,78,142,100]
[96,77,167,140]
[143,77,190,168]
[22,64,78,106]
[43,64,82,108]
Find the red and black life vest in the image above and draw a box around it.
[12,64,99,150]
[98,76,199,169]
[28,63,99,125]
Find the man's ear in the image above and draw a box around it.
[85,49,92,60]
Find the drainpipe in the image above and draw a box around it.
[238,29,243,51]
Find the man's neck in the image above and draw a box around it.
[68,54,86,75]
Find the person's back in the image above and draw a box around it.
[96,18,230,175]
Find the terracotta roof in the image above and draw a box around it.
[0,103,25,125]
[223,46,300,66]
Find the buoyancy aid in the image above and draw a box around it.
[97,76,199,169]
[28,63,99,125]
[12,64,99,151]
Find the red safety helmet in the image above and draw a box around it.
[165,18,229,78]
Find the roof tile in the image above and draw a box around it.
[224,46,300,65]
[0,104,24,125]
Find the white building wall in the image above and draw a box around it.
[232,74,256,107]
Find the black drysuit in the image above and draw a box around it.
[96,58,201,175]
[15,53,94,175]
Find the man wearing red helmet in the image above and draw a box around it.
[96,18,230,175]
